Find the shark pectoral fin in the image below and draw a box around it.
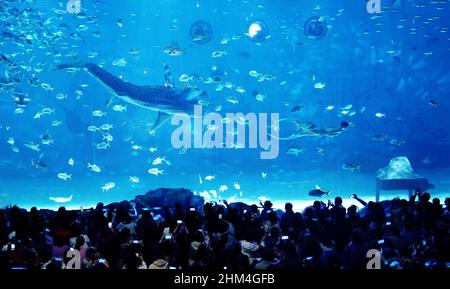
[150,111,171,131]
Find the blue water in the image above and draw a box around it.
[0,0,449,210]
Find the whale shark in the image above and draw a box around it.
[56,62,209,131]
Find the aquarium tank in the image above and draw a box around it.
[1,0,449,210]
[0,0,449,273]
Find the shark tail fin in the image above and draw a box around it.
[52,62,87,71]
[326,191,331,197]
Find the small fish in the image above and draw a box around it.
[375,112,386,118]
[41,83,54,92]
[249,70,259,78]
[87,163,101,173]
[152,156,168,165]
[57,173,72,181]
[102,133,113,142]
[199,174,203,184]
[235,86,246,94]
[204,175,215,181]
[308,185,330,197]
[233,182,240,190]
[92,110,107,117]
[261,172,267,179]
[226,96,239,105]
[341,163,361,172]
[211,50,227,58]
[99,124,113,130]
[112,58,127,67]
[148,147,158,153]
[255,93,266,102]
[87,125,99,132]
[31,159,47,168]
[148,168,164,176]
[68,158,74,166]
[390,138,405,146]
[218,185,228,192]
[326,105,335,111]
[49,194,73,203]
[116,18,123,28]
[314,82,326,89]
[102,182,115,192]
[25,142,40,151]
[179,74,193,82]
[428,100,439,107]
[55,93,67,100]
[131,144,143,150]
[96,142,110,150]
[51,120,63,127]
[7,137,14,146]
[372,134,387,141]
[341,104,353,110]
[129,176,140,183]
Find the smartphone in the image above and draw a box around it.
[378,239,385,244]
[223,266,228,270]
[169,266,177,270]
[163,227,170,236]
[386,221,391,226]
[11,244,15,250]
[165,235,172,240]
[306,256,313,261]
[177,220,183,224]
[55,257,62,262]
[422,240,426,246]
[281,236,289,240]
[132,240,140,244]
[98,258,105,264]
[243,210,247,214]
[218,214,223,219]
[108,222,112,228]
[190,208,196,212]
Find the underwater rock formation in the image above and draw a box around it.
[377,156,422,180]
[106,188,204,212]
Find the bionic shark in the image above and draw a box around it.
[56,62,209,131]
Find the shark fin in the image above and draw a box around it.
[315,185,321,190]
[163,62,174,88]
[150,111,171,132]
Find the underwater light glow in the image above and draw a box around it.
[247,20,269,43]
[248,23,261,38]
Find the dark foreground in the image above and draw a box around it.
[0,188,448,270]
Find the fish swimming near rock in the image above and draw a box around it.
[49,194,73,203]
[55,62,210,131]
[308,185,330,197]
